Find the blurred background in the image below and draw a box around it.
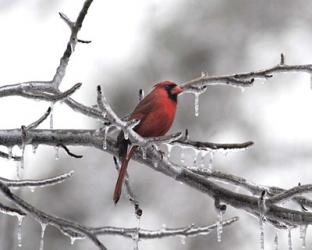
[0,0,312,249]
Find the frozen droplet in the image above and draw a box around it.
[274,233,278,250]
[16,215,24,247]
[39,223,47,250]
[201,71,207,77]
[166,144,173,159]
[49,104,54,130]
[299,225,307,248]
[161,224,167,229]
[153,161,158,168]
[7,146,13,160]
[259,217,264,250]
[29,187,36,193]
[32,145,38,154]
[240,87,245,93]
[194,92,200,117]
[217,211,223,242]
[288,228,292,250]
[55,146,59,160]
[102,126,110,150]
[180,235,186,245]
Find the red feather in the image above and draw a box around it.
[113,81,183,204]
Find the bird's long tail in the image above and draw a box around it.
[113,146,135,204]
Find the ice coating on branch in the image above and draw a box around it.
[16,215,24,247]
[274,233,278,250]
[216,211,223,242]
[299,225,307,248]
[288,228,292,250]
[102,126,110,150]
[39,223,47,250]
[259,217,264,250]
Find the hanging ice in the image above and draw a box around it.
[208,151,214,170]
[102,126,110,150]
[194,92,200,117]
[179,235,186,245]
[259,217,264,250]
[39,223,47,250]
[166,143,173,159]
[180,149,185,165]
[199,150,207,168]
[16,215,24,248]
[7,146,13,160]
[32,145,38,154]
[287,228,292,250]
[55,146,60,160]
[299,225,307,248]
[49,104,54,130]
[141,147,146,160]
[274,233,278,250]
[193,149,199,166]
[216,211,223,242]
[123,129,129,140]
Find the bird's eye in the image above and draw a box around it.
[165,85,171,90]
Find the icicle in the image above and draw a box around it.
[49,104,54,130]
[288,228,292,250]
[7,146,13,160]
[153,160,158,168]
[179,235,186,245]
[102,126,110,150]
[193,149,199,166]
[259,217,264,250]
[20,144,25,169]
[132,218,140,250]
[180,150,185,165]
[39,223,47,250]
[310,74,312,90]
[141,147,146,160]
[16,215,24,247]
[123,130,129,140]
[70,237,76,245]
[32,145,38,154]
[166,143,173,159]
[240,86,245,93]
[199,150,207,168]
[55,146,59,160]
[299,225,307,248]
[194,92,200,117]
[16,160,21,180]
[208,151,214,170]
[216,210,223,242]
[274,233,278,250]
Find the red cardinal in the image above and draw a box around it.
[113,81,183,204]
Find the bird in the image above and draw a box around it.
[113,80,183,204]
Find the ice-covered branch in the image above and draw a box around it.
[181,54,312,90]
[0,171,74,188]
[269,184,312,204]
[90,216,238,238]
[0,181,107,250]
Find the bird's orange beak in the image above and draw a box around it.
[172,85,183,95]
